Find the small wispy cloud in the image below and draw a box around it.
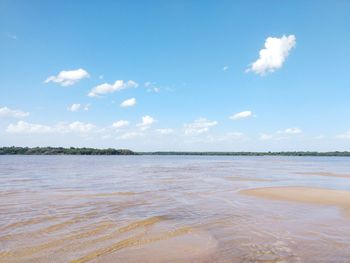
[336,131,350,139]
[314,135,325,140]
[6,32,17,40]
[137,115,156,130]
[112,120,130,129]
[184,118,218,135]
[260,127,303,140]
[207,132,246,142]
[7,121,95,134]
[120,98,136,108]
[45,68,89,86]
[118,131,143,140]
[67,103,81,112]
[145,82,160,93]
[67,103,90,112]
[222,65,229,71]
[0,106,29,118]
[156,128,174,135]
[7,121,52,134]
[88,80,138,97]
[230,111,253,120]
[259,133,274,141]
[278,127,302,135]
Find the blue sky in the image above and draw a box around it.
[1,0,350,151]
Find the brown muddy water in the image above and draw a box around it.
[1,155,350,262]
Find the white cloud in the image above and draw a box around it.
[149,87,160,93]
[7,121,53,134]
[137,115,156,130]
[156,128,174,135]
[67,103,90,112]
[145,82,160,93]
[112,120,130,129]
[208,132,246,142]
[0,106,29,118]
[7,121,95,134]
[315,135,325,139]
[118,131,142,140]
[260,127,302,140]
[336,131,350,139]
[230,111,253,120]
[83,104,90,111]
[64,122,95,133]
[278,127,302,135]
[88,80,138,97]
[223,65,229,71]
[247,35,296,75]
[67,103,81,112]
[120,98,136,108]
[259,133,274,141]
[184,118,218,135]
[45,68,89,86]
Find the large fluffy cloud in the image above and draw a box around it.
[0,106,29,118]
[184,118,218,135]
[45,68,89,86]
[247,35,296,75]
[88,80,138,97]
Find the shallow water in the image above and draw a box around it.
[1,155,350,262]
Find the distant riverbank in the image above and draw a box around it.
[1,147,350,156]
[141,151,350,157]
[0,147,136,155]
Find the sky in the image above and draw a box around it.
[1,0,350,151]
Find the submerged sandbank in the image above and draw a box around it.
[295,172,350,178]
[240,186,350,218]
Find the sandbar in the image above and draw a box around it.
[240,186,350,218]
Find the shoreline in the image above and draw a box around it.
[1,147,350,157]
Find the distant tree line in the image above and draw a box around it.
[1,147,350,156]
[0,147,136,155]
[142,151,350,157]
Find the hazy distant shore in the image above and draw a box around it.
[1,147,350,156]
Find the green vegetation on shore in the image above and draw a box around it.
[0,147,136,155]
[141,151,350,157]
[1,147,350,156]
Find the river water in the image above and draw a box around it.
[1,155,350,262]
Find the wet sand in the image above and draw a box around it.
[225,176,273,182]
[240,186,350,218]
[295,171,350,178]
